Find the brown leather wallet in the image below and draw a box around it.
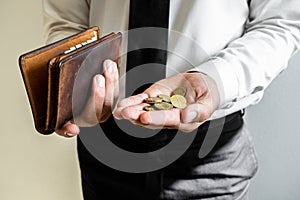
[19,27,122,134]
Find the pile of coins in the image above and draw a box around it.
[143,87,188,111]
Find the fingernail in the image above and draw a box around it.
[186,111,197,123]
[106,60,116,73]
[64,132,74,137]
[96,75,104,87]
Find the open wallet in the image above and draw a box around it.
[19,27,122,134]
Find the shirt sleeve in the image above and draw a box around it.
[42,0,90,44]
[193,0,300,112]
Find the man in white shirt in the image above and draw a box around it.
[42,0,300,199]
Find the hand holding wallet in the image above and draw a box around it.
[19,27,122,135]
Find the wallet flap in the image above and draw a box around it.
[19,27,100,134]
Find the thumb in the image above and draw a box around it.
[55,121,80,137]
[181,99,213,124]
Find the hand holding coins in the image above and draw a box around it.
[114,72,220,132]
[143,87,188,111]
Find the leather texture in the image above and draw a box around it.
[19,27,122,134]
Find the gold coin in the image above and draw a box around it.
[172,87,187,97]
[143,106,155,111]
[157,94,171,102]
[170,95,187,109]
[144,97,163,104]
[154,102,173,110]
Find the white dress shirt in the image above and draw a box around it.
[42,0,300,119]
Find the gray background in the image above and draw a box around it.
[247,53,300,200]
[0,1,299,199]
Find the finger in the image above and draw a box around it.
[113,63,119,102]
[113,93,148,119]
[130,116,201,132]
[55,121,80,138]
[117,93,148,107]
[139,109,181,127]
[181,102,213,124]
[101,60,118,122]
[75,74,106,126]
[130,119,167,130]
[120,103,149,120]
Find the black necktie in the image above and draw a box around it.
[126,0,170,96]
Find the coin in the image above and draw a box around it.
[154,102,173,110]
[143,106,155,111]
[144,97,163,104]
[143,87,188,111]
[170,94,187,109]
[172,87,187,97]
[157,94,171,102]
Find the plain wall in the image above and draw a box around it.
[0,1,299,200]
[0,1,83,200]
[247,52,300,199]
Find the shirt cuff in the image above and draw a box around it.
[188,58,239,108]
